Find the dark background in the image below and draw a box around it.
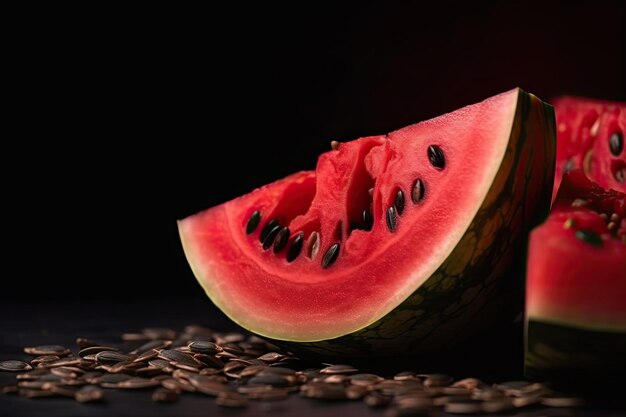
[3,1,624,300]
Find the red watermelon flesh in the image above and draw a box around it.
[179,88,556,354]
[527,170,626,332]
[553,97,625,200]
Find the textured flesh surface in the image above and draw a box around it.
[553,97,625,200]
[179,89,556,351]
[527,171,626,332]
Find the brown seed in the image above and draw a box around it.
[320,364,358,375]
[306,231,321,259]
[76,338,99,349]
[248,374,290,387]
[330,140,340,150]
[301,382,346,400]
[394,371,419,381]
[18,388,56,398]
[50,366,83,379]
[216,391,249,408]
[481,397,514,413]
[152,387,179,403]
[40,356,81,368]
[395,189,405,215]
[191,378,230,396]
[321,243,340,268]
[142,327,177,340]
[364,392,392,407]
[133,349,159,363]
[350,373,384,386]
[394,394,433,410]
[193,353,224,369]
[30,355,61,366]
[258,352,285,363]
[188,340,219,355]
[117,377,161,389]
[247,387,290,401]
[345,384,368,399]
[44,383,78,398]
[24,345,71,356]
[452,377,482,390]
[444,398,482,414]
[411,179,425,204]
[131,340,172,355]
[75,385,104,403]
[323,374,349,384]
[423,373,453,387]
[540,393,585,407]
[0,360,33,372]
[158,349,198,367]
[95,351,131,365]
[79,346,120,358]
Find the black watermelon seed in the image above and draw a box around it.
[609,131,623,156]
[563,158,574,174]
[259,219,279,243]
[363,209,373,231]
[246,210,261,234]
[321,243,340,269]
[262,225,281,250]
[575,230,603,247]
[386,206,397,232]
[273,227,290,253]
[411,179,425,203]
[394,189,405,215]
[287,232,304,262]
[427,145,445,169]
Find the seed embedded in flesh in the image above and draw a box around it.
[246,211,261,235]
[386,206,397,232]
[609,131,623,156]
[321,243,340,268]
[259,219,279,243]
[362,209,373,231]
[306,232,321,260]
[394,189,405,215]
[262,225,281,250]
[273,227,290,253]
[575,229,602,247]
[411,179,425,204]
[427,145,445,169]
[616,167,625,183]
[286,232,304,262]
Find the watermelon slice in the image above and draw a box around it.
[179,88,556,356]
[553,97,625,199]
[525,170,626,383]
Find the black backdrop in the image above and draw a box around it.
[3,1,624,300]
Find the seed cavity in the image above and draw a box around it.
[575,229,602,247]
[411,179,425,204]
[287,232,304,262]
[259,219,279,243]
[362,209,373,231]
[321,243,340,269]
[246,211,261,235]
[394,189,405,215]
[609,131,623,156]
[306,232,321,260]
[427,145,445,169]
[273,227,290,253]
[386,206,397,232]
[262,225,281,250]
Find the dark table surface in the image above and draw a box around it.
[1,298,624,417]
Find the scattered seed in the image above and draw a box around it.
[345,384,368,399]
[481,397,514,413]
[132,340,171,355]
[117,377,161,389]
[79,346,119,358]
[273,227,290,253]
[575,229,603,247]
[216,391,249,407]
[152,387,180,403]
[301,383,346,400]
[394,189,405,215]
[259,219,279,243]
[320,364,358,375]
[609,131,623,156]
[427,145,445,169]
[258,352,285,363]
[540,393,585,407]
[287,232,304,262]
[188,341,218,355]
[330,140,340,151]
[30,355,60,366]
[95,351,131,365]
[350,373,384,386]
[0,360,33,372]
[24,345,71,356]
[444,398,483,414]
[423,374,453,387]
[158,350,198,367]
[246,210,261,234]
[75,385,104,403]
[452,378,482,390]
[386,206,397,232]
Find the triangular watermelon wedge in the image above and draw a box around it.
[179,88,556,356]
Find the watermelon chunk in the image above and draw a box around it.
[179,88,556,356]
